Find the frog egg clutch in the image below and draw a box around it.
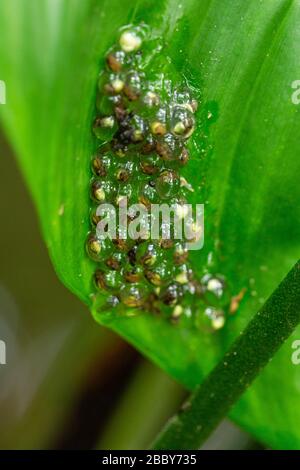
[86,25,232,331]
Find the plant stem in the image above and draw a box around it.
[152,260,300,450]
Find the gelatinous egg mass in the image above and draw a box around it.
[86,24,234,331]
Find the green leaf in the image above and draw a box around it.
[0,0,300,449]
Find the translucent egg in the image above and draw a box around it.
[201,273,231,309]
[105,252,127,271]
[112,236,134,252]
[174,264,192,285]
[106,50,126,72]
[139,154,161,175]
[143,90,160,108]
[90,207,102,227]
[160,282,183,306]
[129,114,147,143]
[144,260,172,286]
[119,30,142,53]
[171,305,183,320]
[86,233,113,262]
[107,295,120,308]
[115,167,130,182]
[141,135,156,155]
[170,106,195,139]
[90,178,115,203]
[86,232,102,261]
[155,133,184,161]
[93,115,117,140]
[120,284,148,307]
[91,153,112,177]
[155,170,180,200]
[136,242,158,267]
[100,73,125,96]
[123,70,142,101]
[93,293,112,314]
[194,303,214,331]
[140,180,159,205]
[94,269,123,292]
